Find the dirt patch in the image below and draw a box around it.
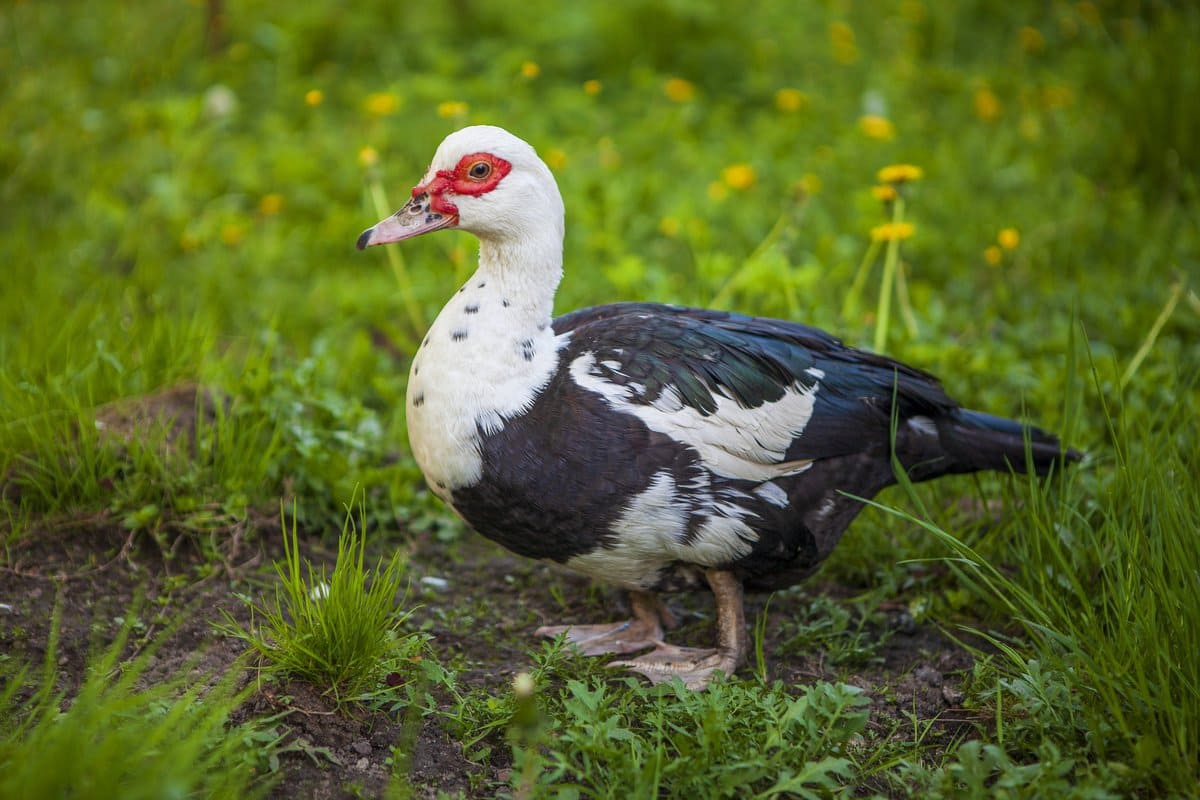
[1,522,982,798]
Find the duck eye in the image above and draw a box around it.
[467,161,492,180]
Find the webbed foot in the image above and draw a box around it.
[535,590,677,656]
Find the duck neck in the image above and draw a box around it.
[473,223,564,330]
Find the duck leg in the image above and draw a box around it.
[611,569,748,690]
[534,590,678,656]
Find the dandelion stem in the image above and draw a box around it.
[895,258,919,337]
[709,194,807,309]
[874,196,905,352]
[367,178,426,341]
[1120,278,1185,390]
[843,237,881,321]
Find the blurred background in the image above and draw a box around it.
[1,0,1196,523]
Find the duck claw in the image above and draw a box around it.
[534,619,662,656]
[610,642,733,691]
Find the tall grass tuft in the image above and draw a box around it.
[218,498,420,705]
[871,366,1200,795]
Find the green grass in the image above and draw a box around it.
[0,602,276,799]
[218,499,424,705]
[863,352,1200,795]
[2,0,1199,796]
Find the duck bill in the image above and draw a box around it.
[356,195,457,250]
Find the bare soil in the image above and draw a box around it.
[1,516,981,798]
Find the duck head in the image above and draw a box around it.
[357,125,564,250]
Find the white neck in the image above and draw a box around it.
[475,222,564,328]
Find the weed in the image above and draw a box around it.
[774,594,891,670]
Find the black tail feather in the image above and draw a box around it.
[937,409,1082,477]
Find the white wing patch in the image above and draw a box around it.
[754,481,789,507]
[569,351,818,481]
[907,415,938,437]
[565,470,758,588]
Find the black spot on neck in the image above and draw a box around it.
[502,299,511,308]
[477,281,486,288]
[452,329,469,341]
[520,339,535,362]
[465,302,480,314]
[412,392,425,407]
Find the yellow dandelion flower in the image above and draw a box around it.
[364,92,400,116]
[721,163,756,191]
[664,77,696,103]
[659,217,681,238]
[220,222,245,246]
[797,173,822,196]
[870,222,915,242]
[583,79,602,96]
[859,115,895,140]
[358,146,379,168]
[1042,84,1073,110]
[899,0,926,22]
[1059,13,1079,38]
[520,61,540,79]
[877,163,923,184]
[707,181,729,202]
[1019,114,1042,140]
[998,227,1020,250]
[304,89,324,107]
[545,148,568,171]
[258,193,284,216]
[775,88,807,113]
[984,245,1003,266]
[974,87,1002,122]
[437,100,469,118]
[872,184,898,202]
[1076,1,1100,26]
[1018,26,1045,53]
[598,137,621,169]
[829,21,859,64]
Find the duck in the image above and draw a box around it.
[358,125,1080,689]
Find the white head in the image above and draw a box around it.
[357,125,564,250]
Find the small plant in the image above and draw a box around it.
[775,594,890,669]
[217,498,422,705]
[450,641,872,798]
[0,601,275,799]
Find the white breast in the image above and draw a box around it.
[405,279,560,499]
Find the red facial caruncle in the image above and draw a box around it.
[413,152,513,217]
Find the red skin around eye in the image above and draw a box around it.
[412,152,513,216]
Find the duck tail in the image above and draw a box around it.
[936,409,1082,477]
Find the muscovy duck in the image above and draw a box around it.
[358,125,1079,689]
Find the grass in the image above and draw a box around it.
[218,498,424,706]
[0,601,276,799]
[2,0,1199,796]
[868,351,1200,795]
